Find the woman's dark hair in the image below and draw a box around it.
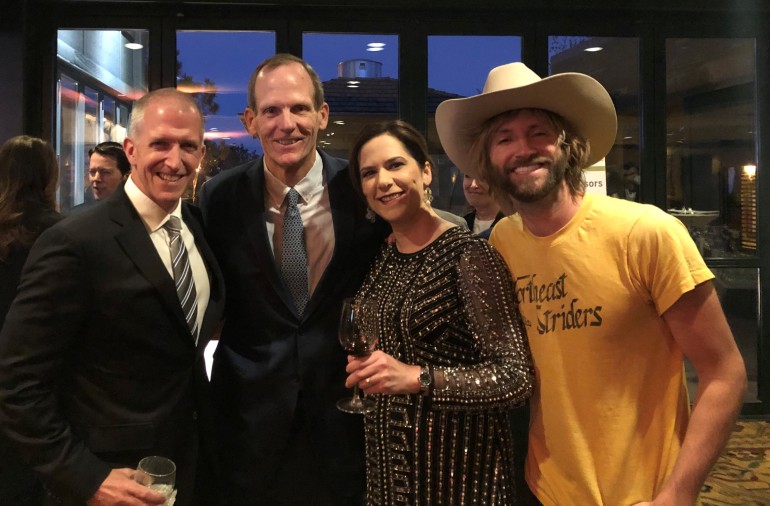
[89,141,131,175]
[348,119,433,199]
[0,136,59,260]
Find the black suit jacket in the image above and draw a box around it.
[199,151,385,505]
[0,187,224,505]
[463,210,505,235]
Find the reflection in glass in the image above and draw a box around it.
[56,74,82,209]
[303,33,399,160]
[56,29,148,210]
[685,268,758,403]
[427,36,522,215]
[176,31,276,199]
[549,36,640,203]
[665,38,756,259]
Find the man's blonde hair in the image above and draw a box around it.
[470,108,590,198]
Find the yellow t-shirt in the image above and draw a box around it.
[489,194,713,506]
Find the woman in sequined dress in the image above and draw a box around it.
[345,120,534,505]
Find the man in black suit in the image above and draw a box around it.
[199,54,384,505]
[0,88,224,506]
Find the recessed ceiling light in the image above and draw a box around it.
[333,120,345,125]
[347,80,360,85]
[125,42,143,50]
[623,136,632,140]
[367,42,386,48]
[367,47,384,52]
[584,46,603,52]
[347,84,359,88]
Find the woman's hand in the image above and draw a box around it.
[345,351,422,396]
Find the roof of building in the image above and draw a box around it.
[323,77,463,114]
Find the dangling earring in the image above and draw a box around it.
[365,207,376,223]
[423,187,434,206]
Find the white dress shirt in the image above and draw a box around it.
[125,176,210,335]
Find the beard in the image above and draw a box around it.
[491,151,569,203]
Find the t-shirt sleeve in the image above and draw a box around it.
[627,207,714,315]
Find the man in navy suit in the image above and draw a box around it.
[199,54,384,505]
[0,88,224,505]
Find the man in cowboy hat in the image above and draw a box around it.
[436,62,746,506]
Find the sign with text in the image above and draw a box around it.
[584,158,607,196]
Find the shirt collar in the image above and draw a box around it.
[264,150,324,207]
[124,176,182,232]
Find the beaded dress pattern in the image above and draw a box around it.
[356,226,534,505]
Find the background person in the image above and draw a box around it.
[199,54,386,505]
[436,62,747,506]
[462,173,504,235]
[0,135,62,505]
[89,141,131,201]
[70,141,131,214]
[0,88,225,506]
[0,135,62,328]
[345,119,534,505]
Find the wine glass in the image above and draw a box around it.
[134,456,177,505]
[337,297,378,414]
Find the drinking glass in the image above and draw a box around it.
[134,456,177,505]
[337,297,378,414]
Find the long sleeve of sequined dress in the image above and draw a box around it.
[431,237,534,409]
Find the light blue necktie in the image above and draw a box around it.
[281,188,308,314]
[164,216,199,343]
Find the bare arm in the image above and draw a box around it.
[640,281,746,505]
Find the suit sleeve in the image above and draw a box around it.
[0,225,111,503]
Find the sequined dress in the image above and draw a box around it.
[356,226,534,506]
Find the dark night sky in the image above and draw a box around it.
[175,31,522,152]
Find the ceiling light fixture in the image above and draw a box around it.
[122,31,144,50]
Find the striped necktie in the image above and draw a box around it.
[281,188,308,315]
[164,216,199,343]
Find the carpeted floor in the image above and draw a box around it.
[700,420,770,505]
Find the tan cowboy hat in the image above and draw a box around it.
[435,62,617,177]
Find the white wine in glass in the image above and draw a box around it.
[134,455,177,505]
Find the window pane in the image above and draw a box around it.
[427,35,522,215]
[56,29,148,210]
[303,32,399,160]
[549,36,640,202]
[56,73,82,209]
[685,268,759,403]
[666,38,757,259]
[176,30,275,198]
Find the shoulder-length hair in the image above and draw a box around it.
[471,108,590,199]
[0,135,59,260]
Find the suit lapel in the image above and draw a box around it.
[239,160,297,312]
[183,203,224,347]
[303,153,356,318]
[108,188,192,338]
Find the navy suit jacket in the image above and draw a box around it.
[199,151,385,505]
[0,187,224,505]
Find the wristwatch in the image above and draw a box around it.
[418,365,433,394]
